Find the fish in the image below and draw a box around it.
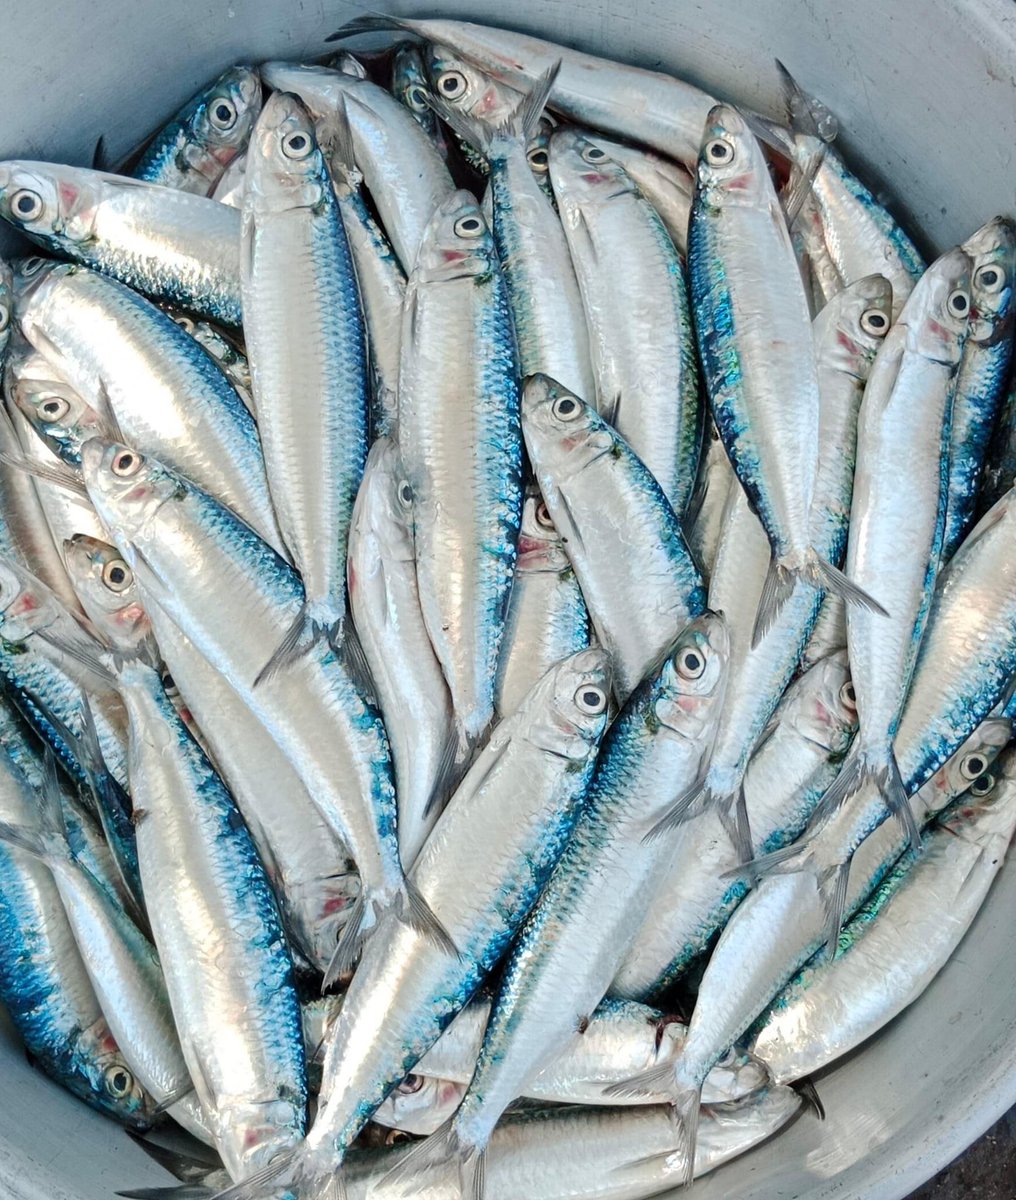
[749,743,1016,1083]
[522,374,705,703]
[132,65,262,196]
[0,162,242,323]
[164,312,253,411]
[432,67,597,407]
[941,216,1016,558]
[689,104,882,643]
[684,425,736,580]
[551,127,700,513]
[833,247,972,835]
[397,191,522,755]
[62,533,360,976]
[210,150,247,207]
[387,615,730,1198]
[220,648,611,1199]
[259,62,455,272]
[12,259,285,555]
[347,438,455,865]
[330,16,718,167]
[390,43,450,160]
[493,487,590,722]
[241,92,368,676]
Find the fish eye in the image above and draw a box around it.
[859,308,889,336]
[104,1064,134,1099]
[675,646,706,680]
[281,130,313,160]
[406,84,430,111]
[396,1074,425,1095]
[534,501,555,529]
[11,189,44,221]
[397,480,413,507]
[974,264,1005,294]
[385,1129,413,1147]
[161,672,177,693]
[960,752,987,781]
[436,70,468,100]
[574,684,607,714]
[704,138,735,166]
[970,772,996,797]
[101,559,133,593]
[947,288,970,318]
[209,97,238,131]
[111,449,143,478]
[527,146,549,173]
[551,394,581,422]
[453,214,483,238]
[20,256,47,277]
[581,144,608,164]
[838,680,857,710]
[0,303,9,333]
[39,395,71,421]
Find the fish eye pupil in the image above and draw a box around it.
[557,399,576,415]
[967,756,985,776]
[109,566,125,584]
[214,102,234,124]
[684,652,701,671]
[43,401,61,416]
[119,454,133,470]
[162,673,175,689]
[980,268,999,287]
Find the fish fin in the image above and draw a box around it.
[776,60,838,143]
[781,133,826,229]
[426,92,491,157]
[324,14,417,42]
[149,1079,198,1119]
[34,624,117,687]
[725,836,813,881]
[810,744,864,824]
[808,556,888,620]
[514,62,561,144]
[322,890,366,990]
[253,602,341,688]
[206,1148,300,1200]
[605,1069,700,1188]
[886,749,921,854]
[751,554,798,648]
[116,1189,212,1200]
[125,1131,222,1182]
[716,784,756,872]
[329,96,360,188]
[400,878,460,959]
[424,727,462,820]
[338,619,377,707]
[820,861,851,959]
[791,1076,826,1120]
[90,135,108,172]
[91,380,127,445]
[380,1119,484,1199]
[602,1059,677,1101]
[642,776,710,844]
[0,448,90,498]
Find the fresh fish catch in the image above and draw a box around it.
[0,21,1010,1200]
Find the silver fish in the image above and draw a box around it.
[522,374,705,703]
[398,191,522,754]
[0,162,242,324]
[242,92,367,672]
[551,127,700,513]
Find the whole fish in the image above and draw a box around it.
[132,65,262,196]
[259,63,455,272]
[0,753,211,1143]
[433,69,597,407]
[389,615,730,1199]
[690,104,881,643]
[551,127,700,512]
[13,260,284,554]
[612,648,858,1001]
[494,487,589,722]
[63,533,359,976]
[398,191,522,754]
[229,649,610,1199]
[0,743,154,1129]
[331,16,718,166]
[835,247,972,832]
[78,439,440,970]
[750,744,1016,1083]
[523,374,704,703]
[942,216,1016,558]
[0,163,242,323]
[347,438,454,864]
[242,92,367,673]
[811,148,925,319]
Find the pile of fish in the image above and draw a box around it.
[0,13,1012,1200]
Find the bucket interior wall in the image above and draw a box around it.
[0,1,1014,1196]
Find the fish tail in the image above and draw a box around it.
[322,890,368,990]
[0,747,68,866]
[380,1118,486,1199]
[641,775,710,844]
[715,783,756,870]
[325,14,414,43]
[886,748,922,853]
[424,728,465,820]
[399,878,460,959]
[116,1189,212,1200]
[808,555,889,620]
[505,61,561,144]
[751,554,799,648]
[604,1067,701,1188]
[253,600,343,688]
[428,60,560,157]
[819,861,852,959]
[726,835,815,881]
[206,1147,302,1200]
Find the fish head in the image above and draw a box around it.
[75,1017,159,1130]
[549,128,638,217]
[260,62,345,123]
[350,436,416,567]
[915,717,1013,819]
[331,51,368,80]
[899,245,973,364]
[694,104,771,208]
[524,645,611,761]
[939,742,1016,842]
[392,42,435,115]
[183,65,263,170]
[6,345,102,468]
[0,258,12,359]
[0,554,65,642]
[788,648,858,755]
[62,534,152,655]
[525,120,554,179]
[0,162,102,254]
[516,485,569,574]
[816,273,893,378]
[963,216,1016,344]
[413,190,495,282]
[246,92,329,214]
[521,373,613,485]
[423,43,519,125]
[374,1071,466,1136]
[652,611,731,740]
[80,438,181,544]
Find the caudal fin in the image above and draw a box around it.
[752,551,887,649]
[381,1119,487,1200]
[206,1147,302,1200]
[604,1067,701,1188]
[325,14,415,42]
[254,601,344,688]
[813,745,921,853]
